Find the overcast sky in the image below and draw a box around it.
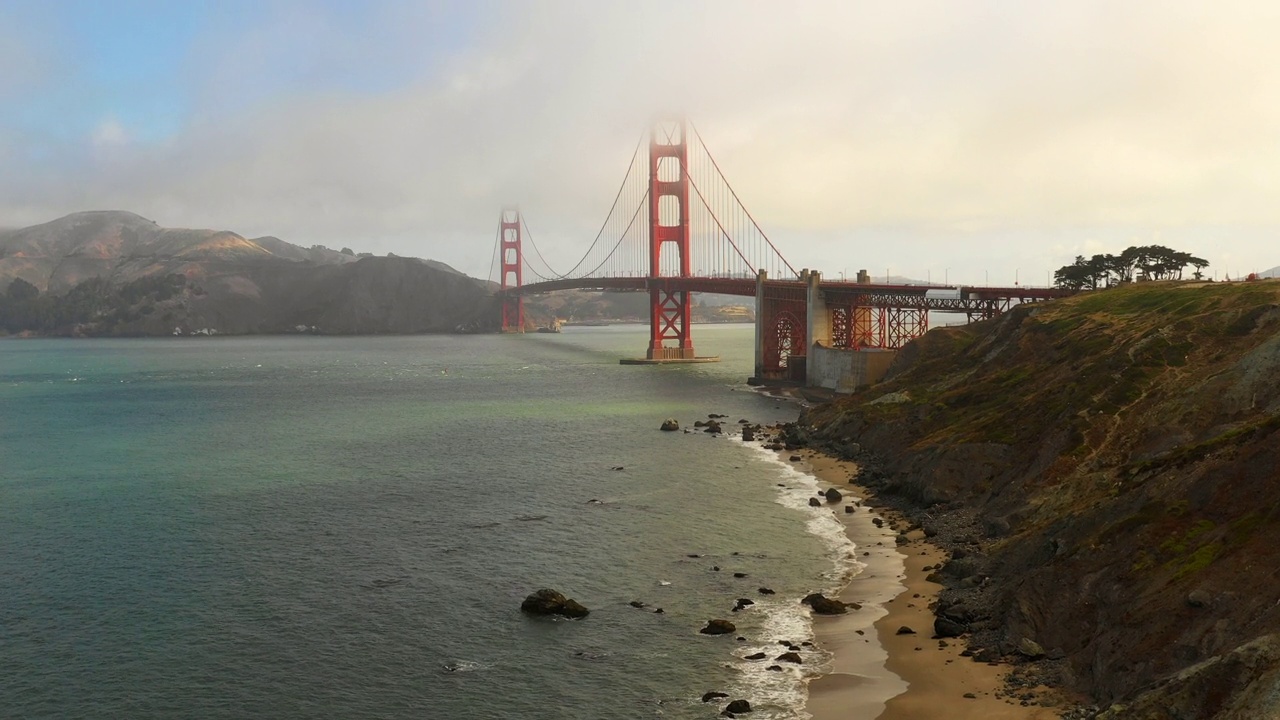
[2,0,1278,284]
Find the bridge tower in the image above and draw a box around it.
[499,207,524,333]
[646,118,695,360]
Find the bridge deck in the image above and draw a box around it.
[505,277,1072,312]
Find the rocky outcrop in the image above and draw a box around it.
[1095,635,1280,720]
[700,619,737,635]
[520,589,589,619]
[802,593,849,615]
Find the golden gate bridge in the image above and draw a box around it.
[492,118,1069,383]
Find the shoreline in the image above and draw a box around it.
[790,448,1062,720]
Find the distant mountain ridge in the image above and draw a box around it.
[0,211,498,336]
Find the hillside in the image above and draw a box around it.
[522,290,755,327]
[0,212,499,336]
[794,280,1280,718]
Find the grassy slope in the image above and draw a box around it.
[804,280,1280,712]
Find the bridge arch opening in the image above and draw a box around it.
[658,194,681,227]
[767,309,804,370]
[657,156,681,183]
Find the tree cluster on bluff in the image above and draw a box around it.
[1054,245,1209,290]
[0,273,190,335]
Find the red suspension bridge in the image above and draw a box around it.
[493,119,1070,384]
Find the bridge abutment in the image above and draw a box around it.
[805,270,831,384]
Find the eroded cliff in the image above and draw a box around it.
[799,280,1280,718]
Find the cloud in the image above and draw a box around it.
[3,0,1280,282]
[91,117,129,148]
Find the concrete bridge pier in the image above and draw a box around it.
[751,267,898,391]
[805,270,830,384]
[753,269,766,379]
[750,269,809,384]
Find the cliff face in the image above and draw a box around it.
[0,211,499,335]
[800,280,1280,717]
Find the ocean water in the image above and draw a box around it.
[0,325,860,719]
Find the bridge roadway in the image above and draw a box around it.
[505,276,1069,313]
[503,273,1074,386]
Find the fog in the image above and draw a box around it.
[3,0,1279,282]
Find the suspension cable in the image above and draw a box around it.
[689,121,799,278]
[681,158,756,275]
[518,215,567,280]
[549,131,648,280]
[575,189,650,278]
[488,223,500,286]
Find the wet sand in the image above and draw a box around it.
[794,449,1062,720]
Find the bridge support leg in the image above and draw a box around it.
[620,118,718,365]
[647,288,694,360]
[499,207,524,333]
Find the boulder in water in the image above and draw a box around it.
[520,588,590,619]
[725,699,753,714]
[802,592,848,615]
[700,619,737,635]
[660,419,680,431]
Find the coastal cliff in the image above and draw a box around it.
[795,280,1280,718]
[0,211,499,335]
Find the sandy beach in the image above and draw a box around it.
[793,448,1065,720]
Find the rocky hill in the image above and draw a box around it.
[0,212,499,336]
[794,279,1280,718]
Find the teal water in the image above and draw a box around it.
[0,326,857,719]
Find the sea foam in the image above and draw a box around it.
[715,437,867,718]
